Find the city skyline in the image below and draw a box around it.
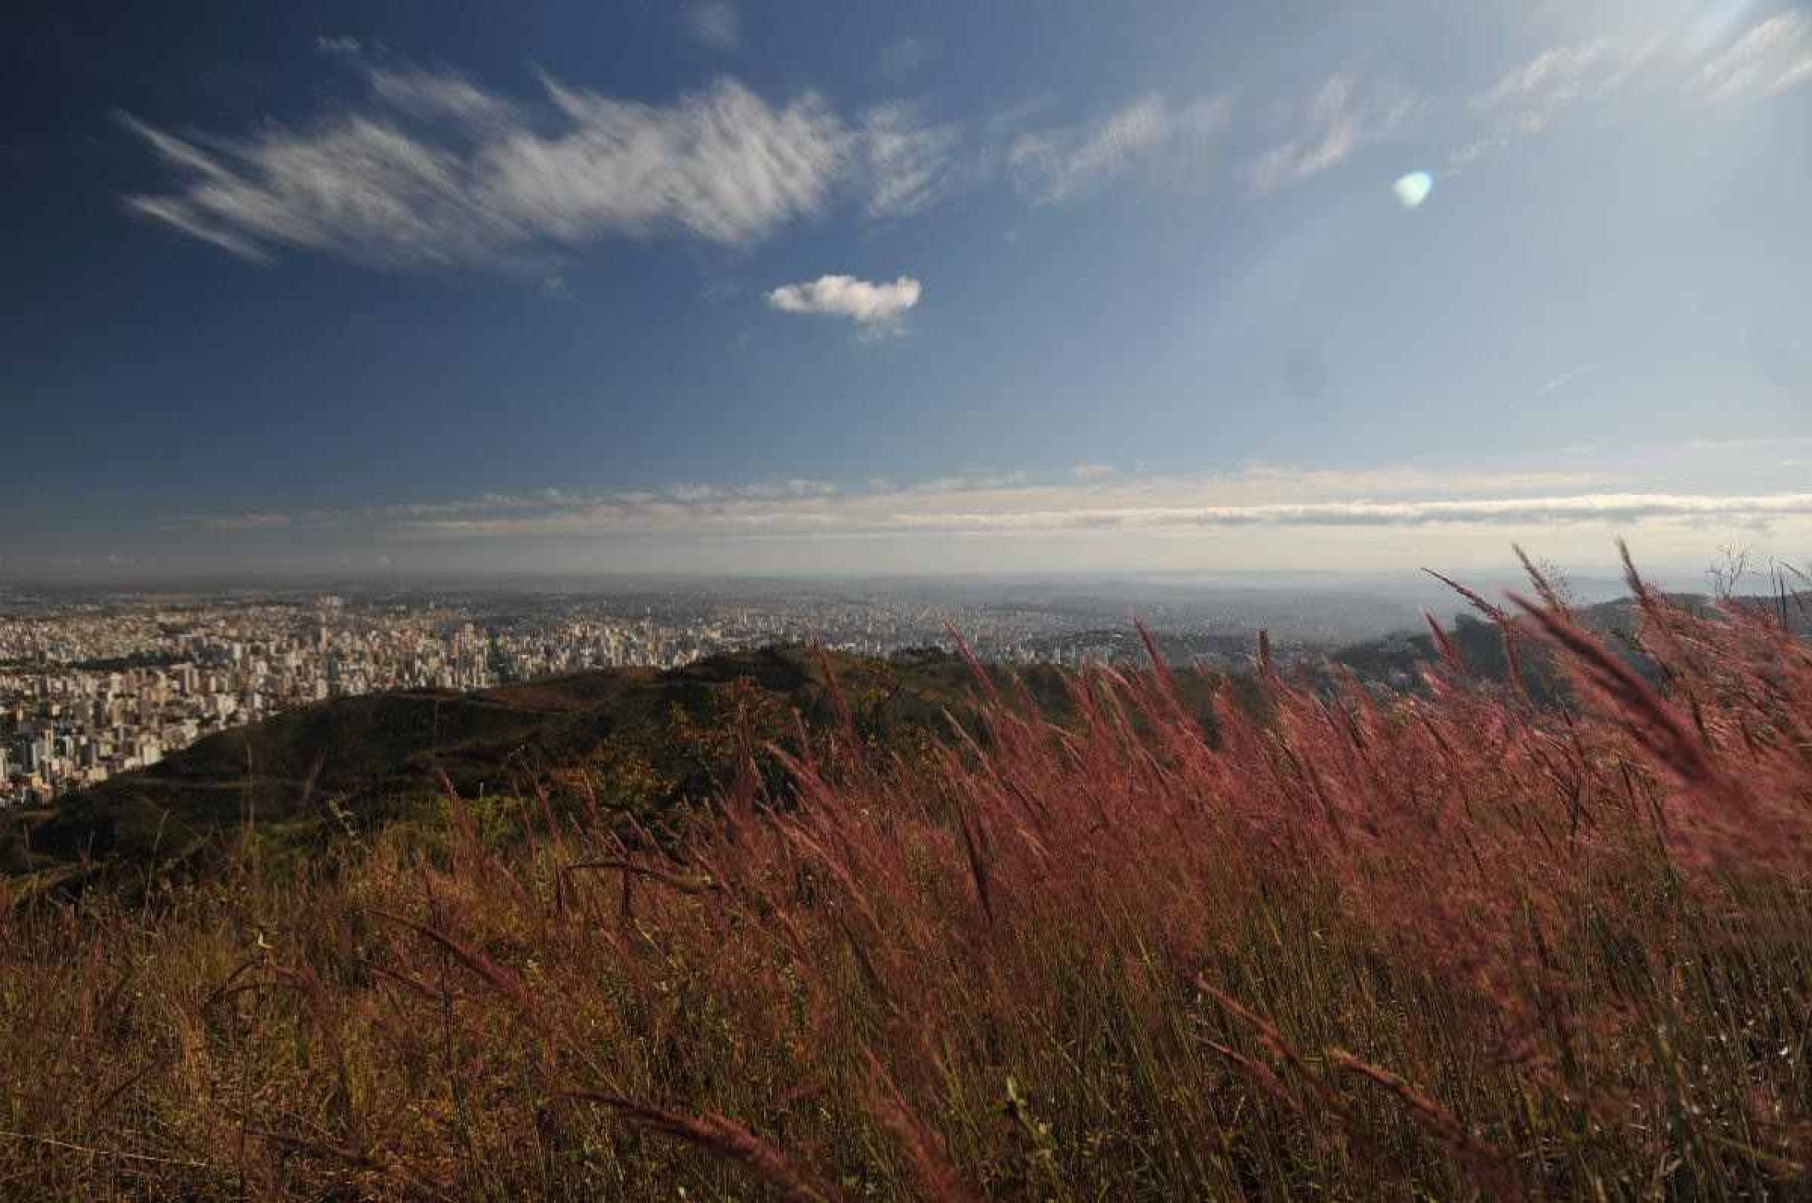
[3,578,1455,804]
[5,1,1809,579]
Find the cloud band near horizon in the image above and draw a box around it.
[177,460,1812,541]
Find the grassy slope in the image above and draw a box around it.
[1,587,1806,1198]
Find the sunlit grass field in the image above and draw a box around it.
[3,554,1808,1199]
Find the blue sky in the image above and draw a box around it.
[3,0,1809,580]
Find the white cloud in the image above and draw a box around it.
[1247,75,1421,194]
[505,76,841,246]
[1484,39,1622,113]
[910,493,1812,532]
[1776,55,1812,94]
[862,104,963,216]
[1459,34,1661,166]
[377,476,1812,540]
[1009,94,1230,203]
[123,190,274,263]
[685,1,740,51]
[1454,16,1810,168]
[368,67,520,125]
[199,512,294,531]
[315,35,362,55]
[206,457,1791,536]
[765,274,922,328]
[177,449,1812,574]
[123,66,950,268]
[1696,12,1812,100]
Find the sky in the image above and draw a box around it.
[3,0,1809,583]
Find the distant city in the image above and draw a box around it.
[0,577,1503,806]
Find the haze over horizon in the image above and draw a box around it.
[5,0,1808,582]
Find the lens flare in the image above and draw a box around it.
[1393,171,1433,209]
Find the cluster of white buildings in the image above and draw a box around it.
[0,597,911,806]
[0,588,1176,806]
[0,599,499,804]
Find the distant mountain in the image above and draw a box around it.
[1329,591,1809,694]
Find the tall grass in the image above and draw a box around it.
[2,556,1809,1199]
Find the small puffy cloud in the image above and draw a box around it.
[765,274,922,328]
[1071,463,1116,482]
[685,1,740,51]
[315,35,361,54]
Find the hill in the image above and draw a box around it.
[0,583,1806,1197]
[0,645,1088,888]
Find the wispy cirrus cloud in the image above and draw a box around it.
[1449,33,1667,167]
[765,274,922,329]
[1008,94,1231,203]
[1004,9,1810,200]
[861,103,964,216]
[1480,38,1635,128]
[1452,10,1811,166]
[122,65,951,269]
[1246,74,1422,194]
[367,66,522,125]
[1695,11,1812,100]
[124,7,1812,267]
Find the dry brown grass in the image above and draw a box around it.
[2,561,1809,1199]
